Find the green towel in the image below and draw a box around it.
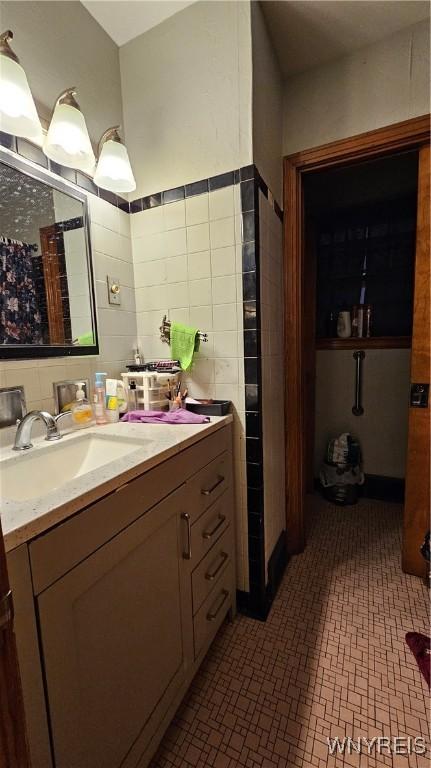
[74,331,94,346]
[170,322,200,371]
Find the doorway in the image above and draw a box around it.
[283,116,430,576]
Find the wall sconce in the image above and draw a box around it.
[94,127,136,193]
[0,30,43,142]
[43,88,95,173]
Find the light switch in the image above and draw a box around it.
[107,275,121,305]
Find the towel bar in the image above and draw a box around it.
[159,315,208,344]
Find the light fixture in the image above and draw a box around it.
[0,30,43,142]
[43,88,95,173]
[94,127,136,193]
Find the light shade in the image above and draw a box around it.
[0,30,43,142]
[94,127,136,193]
[43,88,95,173]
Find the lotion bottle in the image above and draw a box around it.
[94,372,107,425]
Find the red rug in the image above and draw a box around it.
[405,632,430,688]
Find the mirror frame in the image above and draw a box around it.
[0,146,99,359]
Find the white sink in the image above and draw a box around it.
[0,433,145,502]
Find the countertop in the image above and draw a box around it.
[0,415,232,553]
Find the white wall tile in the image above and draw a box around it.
[214,358,238,384]
[210,245,236,277]
[189,305,213,332]
[185,194,209,226]
[209,186,235,220]
[131,206,164,237]
[189,278,212,307]
[165,281,189,308]
[187,250,211,280]
[212,303,238,331]
[187,222,210,253]
[163,200,186,231]
[212,275,237,305]
[209,216,235,249]
[163,228,187,257]
[166,253,187,284]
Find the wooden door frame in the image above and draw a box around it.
[283,114,430,555]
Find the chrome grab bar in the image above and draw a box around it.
[352,350,365,416]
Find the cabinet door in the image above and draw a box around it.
[38,486,187,768]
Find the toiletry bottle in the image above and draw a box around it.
[71,383,93,426]
[94,372,107,425]
[128,379,137,411]
[134,347,141,366]
[105,378,119,423]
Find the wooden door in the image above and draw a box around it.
[284,115,430,555]
[40,225,66,345]
[37,486,189,768]
[0,523,30,768]
[402,144,430,576]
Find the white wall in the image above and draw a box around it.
[259,192,285,572]
[120,1,253,198]
[0,1,123,144]
[131,184,249,590]
[314,349,411,479]
[251,3,284,204]
[283,20,430,155]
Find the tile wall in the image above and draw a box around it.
[259,191,286,571]
[131,184,249,592]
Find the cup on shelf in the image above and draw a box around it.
[337,311,352,338]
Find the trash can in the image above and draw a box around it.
[319,433,364,506]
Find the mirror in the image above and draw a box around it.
[0,152,98,358]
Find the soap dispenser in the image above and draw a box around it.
[71,382,93,426]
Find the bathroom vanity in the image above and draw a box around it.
[4,417,235,768]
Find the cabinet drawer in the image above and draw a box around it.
[187,451,231,525]
[192,527,233,616]
[193,566,233,659]
[189,489,232,566]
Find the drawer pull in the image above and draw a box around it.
[205,551,229,581]
[181,512,192,560]
[207,589,229,622]
[203,514,226,540]
[201,475,225,496]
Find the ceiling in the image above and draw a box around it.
[82,0,429,74]
[261,0,430,77]
[82,0,196,46]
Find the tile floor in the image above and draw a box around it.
[150,497,430,768]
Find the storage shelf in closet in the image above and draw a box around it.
[316,336,411,350]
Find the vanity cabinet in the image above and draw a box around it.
[38,487,188,768]
[7,422,235,768]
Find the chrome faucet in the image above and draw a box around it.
[13,410,63,451]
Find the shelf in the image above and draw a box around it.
[316,336,411,350]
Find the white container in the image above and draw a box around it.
[121,371,180,411]
[337,311,352,339]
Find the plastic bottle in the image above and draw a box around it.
[94,372,107,425]
[105,378,120,423]
[71,383,93,426]
[127,379,137,412]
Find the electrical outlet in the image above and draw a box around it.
[107,275,121,305]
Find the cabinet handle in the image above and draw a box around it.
[181,512,192,560]
[207,589,229,622]
[205,551,229,581]
[201,475,224,496]
[202,513,226,540]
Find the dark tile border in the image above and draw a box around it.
[0,135,284,220]
[129,164,283,221]
[0,134,129,211]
